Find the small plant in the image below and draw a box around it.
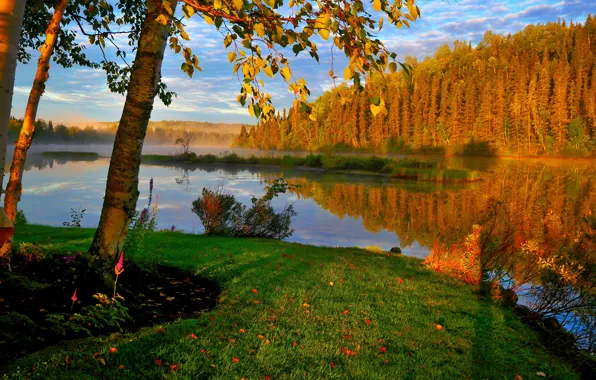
[70,289,77,315]
[14,210,27,226]
[124,178,158,258]
[63,206,85,228]
[46,293,130,337]
[113,252,124,299]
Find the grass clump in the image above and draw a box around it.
[3,225,577,379]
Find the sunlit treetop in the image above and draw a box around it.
[161,0,420,119]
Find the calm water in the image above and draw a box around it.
[11,145,596,259]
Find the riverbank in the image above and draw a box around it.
[141,153,482,182]
[2,225,576,378]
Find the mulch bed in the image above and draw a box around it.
[0,253,220,362]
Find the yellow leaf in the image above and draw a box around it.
[204,15,214,25]
[264,0,275,7]
[180,31,190,41]
[344,66,353,80]
[280,67,291,81]
[233,0,243,10]
[248,104,255,117]
[370,103,381,117]
[228,52,237,63]
[254,23,265,38]
[309,113,316,121]
[389,62,397,73]
[264,66,274,78]
[329,281,334,286]
[214,0,222,9]
[155,14,168,25]
[182,4,195,19]
[379,17,384,31]
[372,0,382,12]
[318,29,330,41]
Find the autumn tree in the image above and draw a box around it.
[88,0,421,260]
[241,18,596,156]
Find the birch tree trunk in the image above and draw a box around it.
[4,0,69,222]
[0,0,27,194]
[89,1,178,260]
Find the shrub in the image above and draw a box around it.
[192,178,297,239]
[14,243,47,264]
[63,206,85,228]
[14,210,27,226]
[191,186,244,235]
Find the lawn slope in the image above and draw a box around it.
[5,225,576,379]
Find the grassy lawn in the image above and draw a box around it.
[4,225,576,379]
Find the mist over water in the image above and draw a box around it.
[8,145,596,260]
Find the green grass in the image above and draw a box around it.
[41,151,100,160]
[4,225,576,379]
[142,153,481,182]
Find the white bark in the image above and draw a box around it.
[0,0,27,195]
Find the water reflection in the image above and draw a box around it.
[10,150,596,259]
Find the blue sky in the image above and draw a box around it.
[11,0,593,126]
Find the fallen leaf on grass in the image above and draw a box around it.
[239,329,246,333]
[514,375,522,380]
[117,364,125,369]
[436,324,444,331]
[169,363,179,372]
[155,359,163,366]
[190,333,198,339]
[398,278,404,284]
[379,346,387,353]
[258,334,265,340]
[342,310,349,315]
[98,358,106,366]
[251,288,259,294]
[109,347,117,353]
[536,373,546,377]
[233,357,239,363]
[365,319,371,325]
[329,282,334,286]
[293,342,298,347]
[329,362,336,369]
[65,356,72,365]
[157,327,165,333]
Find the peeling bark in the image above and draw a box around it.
[0,0,27,194]
[89,1,178,260]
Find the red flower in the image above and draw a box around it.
[71,289,78,302]
[379,346,387,353]
[232,357,239,363]
[365,319,371,325]
[115,252,125,275]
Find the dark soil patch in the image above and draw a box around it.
[0,253,220,362]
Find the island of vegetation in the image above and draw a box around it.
[141,152,482,182]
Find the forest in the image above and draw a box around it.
[7,118,242,145]
[237,18,596,156]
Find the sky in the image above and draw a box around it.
[11,0,593,126]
